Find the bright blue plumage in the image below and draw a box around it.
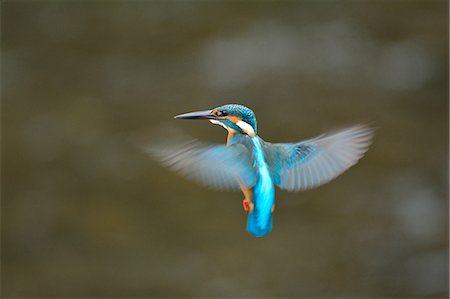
[149,104,375,237]
[246,136,274,237]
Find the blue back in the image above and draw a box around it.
[246,137,275,237]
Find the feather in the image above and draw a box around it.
[145,137,257,191]
[264,125,375,191]
[246,137,274,237]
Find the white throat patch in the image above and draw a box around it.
[209,119,256,136]
[209,119,230,131]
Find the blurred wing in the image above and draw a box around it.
[264,125,375,191]
[145,138,257,191]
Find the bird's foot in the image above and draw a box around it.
[243,198,254,213]
[271,204,276,213]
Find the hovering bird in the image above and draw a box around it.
[149,104,374,237]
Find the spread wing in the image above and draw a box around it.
[145,137,257,191]
[264,125,375,191]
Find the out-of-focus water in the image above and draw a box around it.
[2,1,448,298]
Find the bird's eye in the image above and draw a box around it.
[214,110,228,117]
[215,110,227,117]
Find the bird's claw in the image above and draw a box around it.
[243,198,254,213]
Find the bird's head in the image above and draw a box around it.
[174,104,257,136]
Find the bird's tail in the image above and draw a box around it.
[246,210,273,237]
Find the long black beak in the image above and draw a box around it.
[174,110,217,120]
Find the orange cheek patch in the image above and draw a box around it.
[224,116,242,123]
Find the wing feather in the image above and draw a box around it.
[145,137,257,191]
[264,125,375,191]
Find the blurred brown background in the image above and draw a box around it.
[2,1,448,298]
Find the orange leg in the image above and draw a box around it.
[240,185,254,213]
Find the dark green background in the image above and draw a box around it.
[2,1,448,297]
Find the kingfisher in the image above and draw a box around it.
[149,104,374,237]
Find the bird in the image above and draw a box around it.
[148,104,374,237]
